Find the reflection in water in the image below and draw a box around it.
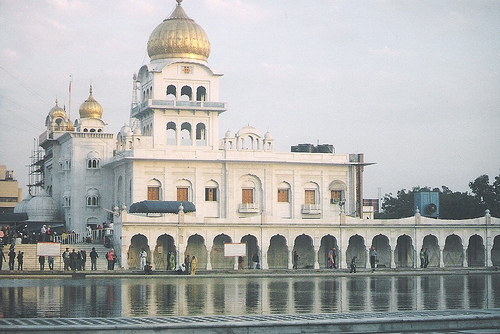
[0,274,498,318]
[320,279,338,313]
[269,281,288,314]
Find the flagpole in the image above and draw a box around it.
[68,74,72,119]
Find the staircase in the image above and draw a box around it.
[3,242,112,271]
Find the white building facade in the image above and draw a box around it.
[27,0,499,270]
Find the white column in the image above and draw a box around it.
[463,246,468,267]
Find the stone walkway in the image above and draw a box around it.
[1,309,499,333]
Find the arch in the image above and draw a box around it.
[166,84,176,99]
[329,180,346,204]
[422,234,439,267]
[371,234,391,268]
[443,234,463,267]
[154,234,176,270]
[467,234,485,267]
[195,123,206,146]
[267,234,288,269]
[185,234,207,270]
[211,234,233,269]
[319,235,337,269]
[180,85,192,100]
[175,179,192,202]
[86,151,100,169]
[293,234,314,269]
[147,178,161,201]
[304,181,320,205]
[346,234,366,267]
[196,86,206,101]
[181,122,192,145]
[241,234,259,269]
[166,122,177,145]
[395,234,413,268]
[492,235,500,266]
[128,234,150,269]
[86,188,99,206]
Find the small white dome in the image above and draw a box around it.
[264,131,272,139]
[120,124,133,137]
[14,194,32,214]
[26,190,59,222]
[225,129,234,138]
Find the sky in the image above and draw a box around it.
[0,0,499,200]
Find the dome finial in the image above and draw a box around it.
[177,0,182,5]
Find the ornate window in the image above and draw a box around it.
[329,181,346,204]
[86,151,100,169]
[277,182,291,203]
[205,180,218,202]
[86,188,99,207]
[147,179,161,201]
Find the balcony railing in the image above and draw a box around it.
[239,203,259,213]
[301,204,322,214]
[132,99,227,116]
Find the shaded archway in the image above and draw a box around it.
[346,234,366,267]
[267,235,288,269]
[371,234,391,268]
[443,234,463,267]
[492,235,500,266]
[185,234,207,270]
[293,234,314,269]
[128,234,150,269]
[211,234,233,269]
[241,234,259,269]
[422,234,439,267]
[467,234,485,267]
[395,235,414,268]
[153,234,176,270]
[319,235,337,268]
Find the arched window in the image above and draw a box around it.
[196,123,206,145]
[86,188,100,207]
[205,180,218,202]
[176,179,192,202]
[329,181,346,204]
[180,85,192,100]
[277,182,291,203]
[166,122,177,145]
[181,122,192,146]
[166,85,176,100]
[196,86,206,101]
[86,151,100,169]
[147,179,161,201]
[304,182,319,205]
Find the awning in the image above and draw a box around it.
[129,201,196,214]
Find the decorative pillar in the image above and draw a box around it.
[288,247,293,270]
[313,238,320,269]
[206,239,213,270]
[463,246,468,267]
[486,210,493,267]
[439,247,444,268]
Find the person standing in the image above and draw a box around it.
[107,249,115,270]
[252,252,259,270]
[332,248,337,269]
[48,256,54,270]
[139,248,147,271]
[90,247,98,270]
[8,248,15,270]
[238,256,245,270]
[370,246,377,271]
[17,251,24,270]
[424,248,429,268]
[40,225,47,242]
[293,251,299,269]
[39,255,45,271]
[420,248,425,268]
[62,248,70,270]
[81,249,87,270]
[190,256,197,275]
[169,251,175,270]
[0,246,5,271]
[184,254,190,275]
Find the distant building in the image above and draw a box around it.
[0,165,22,213]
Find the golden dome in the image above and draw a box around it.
[79,86,103,119]
[147,0,210,61]
[49,99,66,118]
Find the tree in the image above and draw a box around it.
[376,174,500,219]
